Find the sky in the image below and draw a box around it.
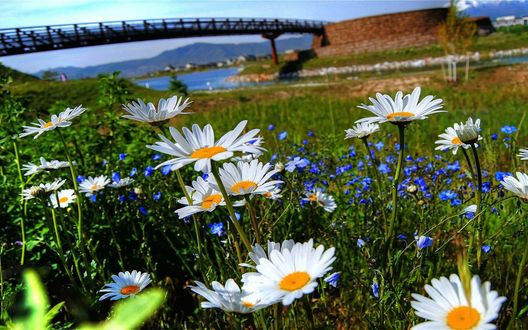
[0,0,520,73]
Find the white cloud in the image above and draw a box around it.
[455,0,525,11]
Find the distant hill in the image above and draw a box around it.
[36,35,313,79]
[0,62,38,82]
[465,1,528,19]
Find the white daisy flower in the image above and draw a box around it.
[263,187,282,200]
[241,239,336,306]
[147,120,263,173]
[500,172,528,201]
[455,117,482,144]
[208,159,283,197]
[122,96,192,124]
[22,157,72,176]
[19,105,86,139]
[21,179,66,200]
[356,87,444,125]
[99,270,152,301]
[344,122,380,139]
[232,136,265,162]
[175,177,226,219]
[50,189,76,208]
[108,177,135,188]
[79,175,110,196]
[302,188,337,212]
[240,240,295,269]
[411,274,506,330]
[189,279,269,313]
[517,148,528,161]
[435,126,479,155]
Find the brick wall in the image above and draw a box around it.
[313,8,448,57]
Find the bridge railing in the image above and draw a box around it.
[0,18,326,56]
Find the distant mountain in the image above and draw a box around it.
[36,36,312,79]
[464,1,528,19]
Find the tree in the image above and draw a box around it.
[438,0,478,82]
[41,70,59,81]
[169,75,188,96]
[97,71,132,107]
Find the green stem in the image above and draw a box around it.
[509,231,528,329]
[470,143,483,266]
[387,124,406,244]
[175,169,202,257]
[50,204,77,286]
[57,130,83,245]
[211,163,252,252]
[461,148,475,178]
[57,129,93,285]
[244,196,261,244]
[12,141,26,265]
[362,137,388,235]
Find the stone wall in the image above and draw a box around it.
[312,8,448,57]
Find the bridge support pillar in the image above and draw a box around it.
[261,32,281,65]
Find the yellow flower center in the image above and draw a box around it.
[264,192,272,198]
[231,181,257,193]
[120,285,140,295]
[59,197,69,203]
[43,121,54,128]
[241,300,255,308]
[309,194,318,202]
[279,271,310,291]
[386,111,414,121]
[451,137,463,145]
[91,184,101,191]
[446,306,480,330]
[201,194,223,209]
[190,146,227,159]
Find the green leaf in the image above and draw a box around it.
[12,270,49,330]
[44,302,65,326]
[78,289,165,330]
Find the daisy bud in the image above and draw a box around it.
[455,118,481,144]
[406,184,417,194]
[274,162,284,172]
[134,187,143,195]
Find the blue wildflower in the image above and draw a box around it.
[268,124,275,131]
[76,175,86,183]
[90,194,97,202]
[371,282,379,299]
[139,206,148,216]
[439,190,457,201]
[501,125,517,134]
[278,131,287,141]
[416,235,433,249]
[112,171,121,183]
[357,238,366,248]
[208,222,225,237]
[119,153,127,161]
[118,195,126,203]
[144,166,154,177]
[324,272,340,288]
[308,131,314,137]
[482,245,491,253]
[491,133,498,140]
[397,234,407,240]
[495,172,512,182]
[378,163,391,175]
[130,167,137,177]
[153,191,162,201]
[374,142,384,151]
[152,153,161,161]
[161,165,172,176]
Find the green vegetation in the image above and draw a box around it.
[1,61,528,328]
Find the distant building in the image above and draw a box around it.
[494,15,528,28]
[467,17,495,36]
[164,64,175,72]
[185,63,197,70]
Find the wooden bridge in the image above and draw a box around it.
[0,18,326,63]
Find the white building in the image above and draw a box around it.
[494,15,528,28]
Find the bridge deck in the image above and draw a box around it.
[0,18,325,56]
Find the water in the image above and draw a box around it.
[134,67,273,92]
